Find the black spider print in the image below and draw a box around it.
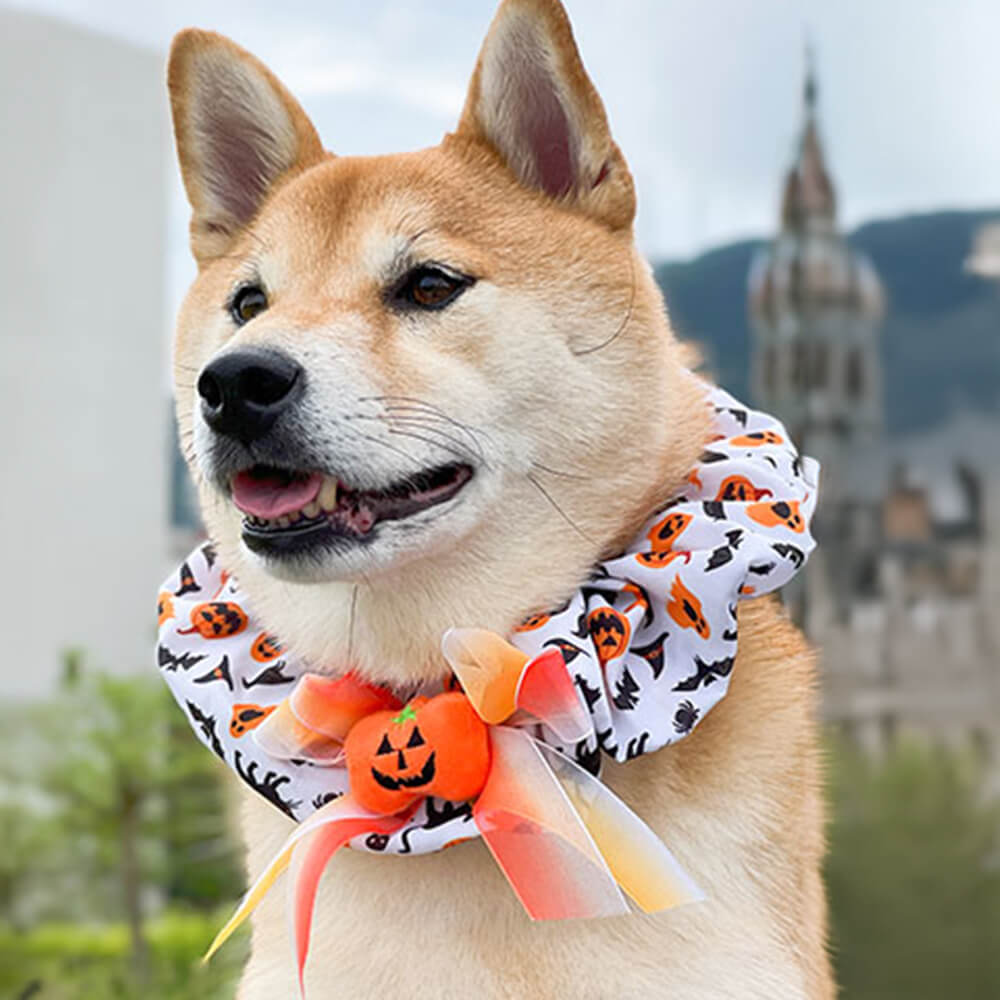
[312,791,342,810]
[242,661,296,688]
[544,638,586,664]
[174,561,201,597]
[612,666,640,710]
[673,700,700,735]
[192,654,233,690]
[366,833,390,851]
[772,542,805,568]
[184,700,225,760]
[574,674,602,712]
[672,655,735,692]
[632,632,668,680]
[233,751,301,819]
[624,732,650,760]
[158,645,207,672]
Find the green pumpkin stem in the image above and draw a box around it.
[391,704,418,726]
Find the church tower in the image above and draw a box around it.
[748,56,886,623]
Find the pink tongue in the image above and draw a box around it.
[232,471,323,519]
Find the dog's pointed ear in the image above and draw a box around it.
[168,30,326,264]
[454,0,635,230]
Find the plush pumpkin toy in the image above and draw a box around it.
[345,694,490,814]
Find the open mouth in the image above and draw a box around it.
[232,463,474,558]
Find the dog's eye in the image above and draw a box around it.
[230,284,268,325]
[396,267,469,311]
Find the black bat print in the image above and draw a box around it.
[201,543,217,567]
[624,732,651,760]
[723,628,739,642]
[158,645,207,672]
[184,700,225,760]
[748,561,776,576]
[234,751,301,819]
[700,450,729,464]
[702,500,727,520]
[632,632,668,680]
[193,654,233,690]
[574,674,602,712]
[672,655,736,692]
[715,406,748,427]
[174,561,201,597]
[772,542,805,568]
[706,545,734,571]
[612,667,640,710]
[574,739,602,776]
[726,529,744,548]
[242,661,296,689]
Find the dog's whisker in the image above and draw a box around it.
[571,252,636,357]
[526,471,595,545]
[530,461,589,482]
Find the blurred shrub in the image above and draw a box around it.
[0,908,247,999]
[826,736,1000,998]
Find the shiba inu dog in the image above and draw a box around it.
[167,0,832,996]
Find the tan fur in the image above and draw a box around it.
[167,2,832,996]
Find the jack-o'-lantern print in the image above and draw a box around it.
[646,511,692,553]
[715,475,773,502]
[747,499,806,533]
[621,581,654,627]
[179,601,248,639]
[635,549,692,570]
[250,632,283,662]
[730,430,784,447]
[345,694,490,815]
[587,607,631,666]
[229,702,276,738]
[515,611,550,632]
[157,591,174,627]
[666,576,711,639]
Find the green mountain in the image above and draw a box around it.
[654,210,1000,435]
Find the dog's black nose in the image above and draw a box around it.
[197,350,303,445]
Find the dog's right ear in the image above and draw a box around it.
[167,30,326,265]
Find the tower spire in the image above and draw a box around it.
[804,39,817,116]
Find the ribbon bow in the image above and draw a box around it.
[205,629,702,993]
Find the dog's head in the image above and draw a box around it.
[168,0,707,684]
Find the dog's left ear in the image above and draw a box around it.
[454,0,635,230]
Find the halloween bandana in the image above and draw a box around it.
[157,382,818,856]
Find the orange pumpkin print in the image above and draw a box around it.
[229,702,276,738]
[730,430,784,447]
[715,475,773,502]
[250,632,283,662]
[587,607,631,666]
[686,469,703,492]
[634,549,692,569]
[515,611,551,632]
[157,591,175,627]
[646,511,692,553]
[345,694,490,815]
[747,499,806,533]
[179,601,248,639]
[667,576,711,639]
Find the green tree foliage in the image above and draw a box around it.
[826,738,1000,999]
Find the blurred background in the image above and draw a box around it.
[1,1,998,997]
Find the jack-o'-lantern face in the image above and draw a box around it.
[180,601,248,639]
[747,499,805,533]
[634,549,692,570]
[250,632,283,662]
[587,607,631,665]
[229,702,276,737]
[157,591,174,627]
[646,511,692,553]
[730,430,783,447]
[515,611,550,632]
[715,475,773,502]
[667,576,710,639]
[345,693,490,815]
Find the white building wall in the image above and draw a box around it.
[0,11,169,695]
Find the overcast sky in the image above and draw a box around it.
[10,0,1000,272]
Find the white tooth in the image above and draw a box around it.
[303,501,320,518]
[319,478,339,511]
[276,516,290,528]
